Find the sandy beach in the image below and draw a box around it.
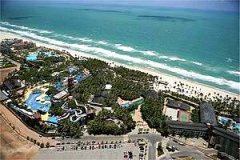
[1,31,239,100]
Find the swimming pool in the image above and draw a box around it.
[75,73,85,82]
[24,90,51,112]
[47,115,58,124]
[26,51,54,61]
[120,102,131,108]
[26,53,38,61]
[55,82,64,91]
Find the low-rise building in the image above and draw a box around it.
[200,103,217,126]
[210,127,239,160]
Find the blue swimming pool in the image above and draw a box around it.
[55,82,64,91]
[68,66,77,73]
[26,51,54,61]
[26,53,38,61]
[24,90,51,112]
[47,115,58,124]
[75,73,85,82]
[120,102,131,108]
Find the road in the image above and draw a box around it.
[129,133,162,160]
[158,138,211,160]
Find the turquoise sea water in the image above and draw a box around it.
[1,1,239,93]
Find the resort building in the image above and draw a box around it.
[2,79,25,95]
[12,39,36,50]
[89,84,112,106]
[210,127,240,160]
[163,98,192,122]
[53,89,69,100]
[167,120,208,137]
[199,103,217,126]
[90,90,109,106]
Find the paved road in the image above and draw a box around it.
[34,143,140,160]
[129,133,162,160]
[56,133,162,160]
[51,133,214,160]
[158,138,210,160]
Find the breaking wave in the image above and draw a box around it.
[0,21,52,34]
[227,70,240,76]
[1,25,239,92]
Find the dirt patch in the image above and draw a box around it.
[0,115,39,160]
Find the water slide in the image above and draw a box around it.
[58,112,70,120]
[58,99,87,122]
[70,113,87,123]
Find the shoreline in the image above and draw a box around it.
[0,31,239,100]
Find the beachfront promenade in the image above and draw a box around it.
[0,103,58,145]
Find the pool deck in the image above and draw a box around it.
[23,83,50,102]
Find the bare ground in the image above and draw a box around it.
[0,115,39,160]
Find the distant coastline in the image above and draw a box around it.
[1,31,238,100]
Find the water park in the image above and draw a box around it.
[58,100,88,123]
[26,50,55,61]
[117,97,144,108]
[18,82,90,125]
[217,116,240,134]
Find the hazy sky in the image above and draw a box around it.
[3,0,239,12]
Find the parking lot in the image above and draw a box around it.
[33,142,145,160]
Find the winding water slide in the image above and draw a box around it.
[58,100,87,122]
[58,112,70,120]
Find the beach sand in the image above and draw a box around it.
[1,31,239,101]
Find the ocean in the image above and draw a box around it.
[1,1,239,93]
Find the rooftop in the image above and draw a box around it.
[166,98,191,111]
[199,103,217,125]
[3,79,24,91]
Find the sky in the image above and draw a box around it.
[2,0,239,12]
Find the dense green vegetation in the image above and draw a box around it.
[87,107,135,135]
[74,70,114,103]
[2,38,239,138]
[57,119,83,138]
[81,58,109,72]
[171,91,239,119]
[141,91,168,135]
[191,108,200,123]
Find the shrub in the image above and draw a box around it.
[46,142,50,148]
[40,143,44,148]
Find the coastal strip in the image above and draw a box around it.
[0,31,238,100]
